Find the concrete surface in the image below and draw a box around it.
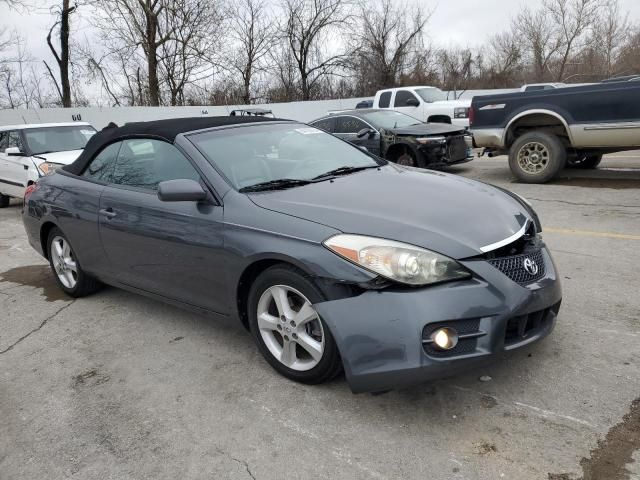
[1,154,639,480]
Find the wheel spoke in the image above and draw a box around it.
[270,286,294,319]
[295,332,323,362]
[258,312,280,331]
[64,270,75,287]
[53,240,64,258]
[293,301,317,327]
[62,240,70,257]
[280,340,297,366]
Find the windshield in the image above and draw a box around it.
[190,123,381,190]
[415,88,447,103]
[360,110,422,129]
[24,125,96,155]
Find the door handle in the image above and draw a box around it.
[99,208,117,219]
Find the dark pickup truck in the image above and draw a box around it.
[470,79,640,183]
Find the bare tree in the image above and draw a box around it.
[513,7,563,82]
[92,0,174,106]
[545,0,602,81]
[483,30,523,87]
[281,0,352,100]
[227,0,274,104]
[587,0,629,77]
[351,0,428,92]
[159,0,225,106]
[46,0,76,107]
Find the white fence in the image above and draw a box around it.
[0,89,519,130]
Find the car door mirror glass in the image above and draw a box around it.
[5,146,24,156]
[405,98,420,107]
[157,179,207,202]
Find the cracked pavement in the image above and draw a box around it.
[1,155,639,479]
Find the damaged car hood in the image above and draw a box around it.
[388,123,465,136]
[248,165,532,259]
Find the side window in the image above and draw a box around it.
[82,142,121,183]
[378,91,392,108]
[335,117,369,134]
[0,132,8,151]
[7,131,24,151]
[310,118,334,132]
[112,139,200,191]
[394,90,419,107]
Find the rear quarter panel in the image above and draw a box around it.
[24,172,106,276]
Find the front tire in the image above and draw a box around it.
[47,227,102,297]
[0,193,10,208]
[509,131,567,183]
[247,265,342,385]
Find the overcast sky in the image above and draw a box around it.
[3,0,640,65]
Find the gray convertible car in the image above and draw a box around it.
[22,116,562,393]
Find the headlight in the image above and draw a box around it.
[37,162,63,176]
[454,107,469,118]
[416,136,446,145]
[323,234,471,286]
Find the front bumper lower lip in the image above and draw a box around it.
[314,247,562,393]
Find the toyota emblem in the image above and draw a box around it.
[523,257,539,275]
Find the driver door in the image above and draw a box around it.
[98,138,229,315]
[333,116,381,156]
[392,90,423,121]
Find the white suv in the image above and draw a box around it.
[0,122,96,206]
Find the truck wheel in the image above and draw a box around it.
[509,132,566,183]
[0,194,10,208]
[567,154,602,169]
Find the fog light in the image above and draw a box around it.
[431,328,458,350]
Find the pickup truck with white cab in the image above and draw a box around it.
[373,86,471,128]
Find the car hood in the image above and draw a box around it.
[387,123,466,136]
[33,149,84,165]
[248,165,532,259]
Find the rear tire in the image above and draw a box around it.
[0,193,10,208]
[247,265,342,385]
[509,131,567,183]
[47,227,102,297]
[567,154,602,169]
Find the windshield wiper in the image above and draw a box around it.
[312,165,378,180]
[239,178,311,193]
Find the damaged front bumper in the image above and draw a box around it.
[314,248,562,393]
[418,134,474,167]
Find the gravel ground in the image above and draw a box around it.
[1,154,639,480]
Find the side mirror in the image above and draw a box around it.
[157,179,208,202]
[405,98,420,107]
[356,128,376,139]
[5,146,24,156]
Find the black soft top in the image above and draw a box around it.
[63,115,285,175]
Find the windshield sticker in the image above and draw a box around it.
[80,130,95,136]
[295,127,322,135]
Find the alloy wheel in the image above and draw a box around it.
[517,142,550,174]
[256,285,325,371]
[50,236,78,289]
